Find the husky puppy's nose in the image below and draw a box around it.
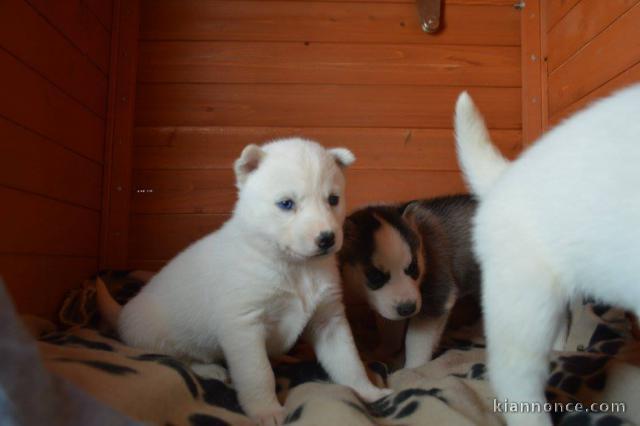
[315,231,336,250]
[396,302,417,317]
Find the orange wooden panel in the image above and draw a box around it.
[547,0,639,72]
[0,186,100,256]
[138,42,521,87]
[133,127,522,171]
[100,0,140,269]
[128,213,229,260]
[0,254,97,318]
[131,169,467,214]
[0,118,102,210]
[84,0,114,30]
[0,0,108,117]
[126,259,166,271]
[545,0,581,30]
[520,0,544,145]
[282,0,515,3]
[26,0,111,73]
[548,3,640,116]
[549,61,640,125]
[140,1,520,46]
[135,84,521,129]
[0,49,105,162]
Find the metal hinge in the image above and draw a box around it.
[416,0,441,33]
[514,1,526,10]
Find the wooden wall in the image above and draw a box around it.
[129,0,523,270]
[0,0,113,317]
[544,0,640,125]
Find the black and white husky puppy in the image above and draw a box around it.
[339,195,480,368]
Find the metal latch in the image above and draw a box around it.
[416,0,441,33]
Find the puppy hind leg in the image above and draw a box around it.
[483,258,565,426]
[404,312,449,369]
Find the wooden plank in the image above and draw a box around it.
[548,3,640,117]
[0,254,97,319]
[126,259,165,271]
[128,213,229,260]
[520,0,544,145]
[83,0,114,30]
[549,61,640,125]
[0,117,102,210]
[132,127,522,171]
[135,84,521,129]
[0,0,108,117]
[140,1,520,46]
[131,169,468,214]
[26,0,111,73]
[138,41,521,87]
[547,0,639,72]
[545,0,581,30]
[100,0,140,269]
[0,49,105,162]
[0,186,100,257]
[281,0,515,3]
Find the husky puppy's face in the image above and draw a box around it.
[340,207,423,320]
[234,138,355,261]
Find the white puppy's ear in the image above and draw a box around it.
[328,148,355,168]
[234,144,265,188]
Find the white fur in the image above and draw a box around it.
[454,86,640,426]
[98,138,389,426]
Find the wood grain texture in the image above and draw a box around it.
[0,186,99,257]
[0,0,108,117]
[549,61,640,125]
[131,169,467,215]
[135,84,521,129]
[84,0,114,30]
[133,127,522,170]
[547,0,639,72]
[26,0,111,73]
[0,117,102,210]
[548,3,640,116]
[0,254,97,318]
[0,49,105,162]
[545,0,581,30]
[520,0,544,145]
[138,42,521,87]
[140,0,520,46]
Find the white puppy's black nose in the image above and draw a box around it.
[396,302,417,317]
[316,231,335,250]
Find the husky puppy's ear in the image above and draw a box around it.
[234,144,265,188]
[328,148,356,168]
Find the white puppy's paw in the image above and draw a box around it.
[249,404,285,426]
[355,385,393,403]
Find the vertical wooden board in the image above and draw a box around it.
[0,118,102,210]
[26,0,111,73]
[0,49,105,162]
[0,186,100,256]
[548,3,640,116]
[0,0,108,117]
[133,127,523,171]
[0,255,97,319]
[140,1,520,46]
[84,0,114,30]
[520,0,544,145]
[100,0,140,269]
[545,0,581,29]
[547,0,639,72]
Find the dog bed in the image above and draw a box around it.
[3,272,639,426]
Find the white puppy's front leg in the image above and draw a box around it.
[404,312,449,369]
[306,296,392,402]
[220,325,284,426]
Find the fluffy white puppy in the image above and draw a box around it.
[97,138,390,426]
[454,85,640,426]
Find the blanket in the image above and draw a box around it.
[7,271,640,425]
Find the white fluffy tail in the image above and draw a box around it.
[454,92,510,198]
[95,277,122,330]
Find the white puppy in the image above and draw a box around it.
[454,85,640,426]
[97,138,390,426]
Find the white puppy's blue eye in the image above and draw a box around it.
[277,199,295,211]
[328,194,340,206]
